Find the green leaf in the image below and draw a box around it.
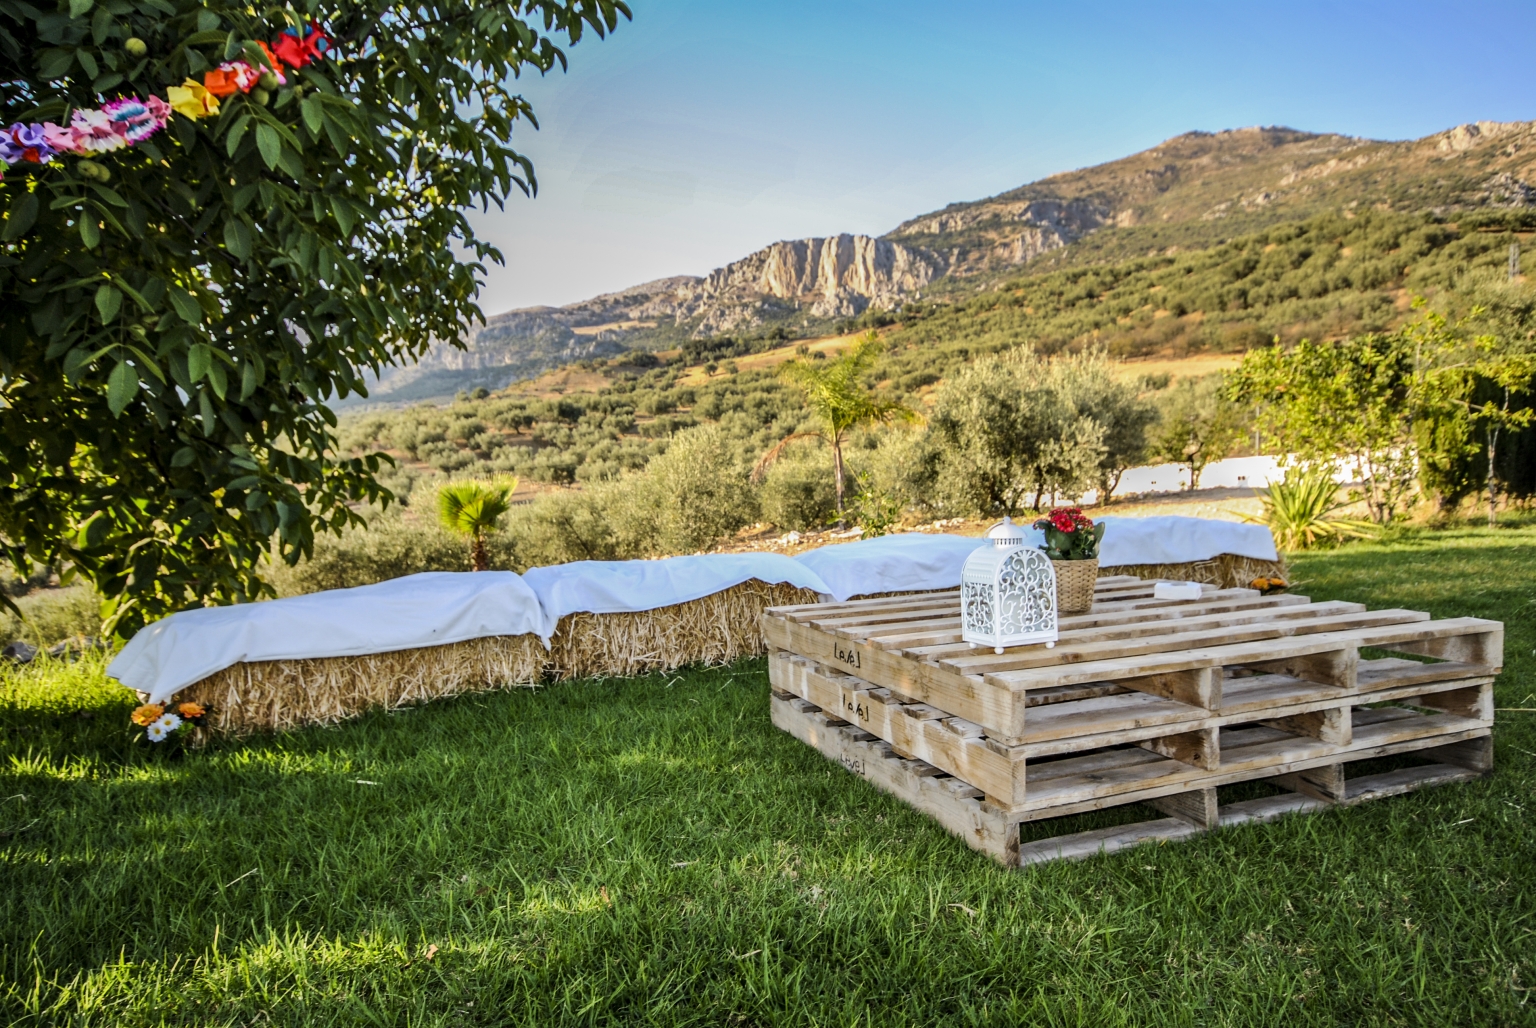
[92,71,124,92]
[329,197,355,237]
[110,275,154,314]
[79,216,100,248]
[223,30,241,60]
[255,123,281,169]
[206,360,228,400]
[276,145,304,179]
[75,47,99,78]
[225,113,252,157]
[301,95,323,136]
[95,283,123,323]
[3,192,39,241]
[195,10,219,32]
[240,361,258,399]
[107,360,138,416]
[188,343,211,382]
[223,218,252,260]
[169,287,201,325]
[88,183,129,207]
[198,388,216,435]
[68,0,93,17]
[78,510,110,549]
[171,447,196,467]
[38,49,74,79]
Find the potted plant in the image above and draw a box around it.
[1033,507,1105,614]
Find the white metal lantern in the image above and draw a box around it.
[960,516,1059,653]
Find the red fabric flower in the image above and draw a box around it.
[272,21,332,69]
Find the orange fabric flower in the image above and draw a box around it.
[202,68,243,98]
[256,41,287,83]
[177,701,206,719]
[131,703,165,727]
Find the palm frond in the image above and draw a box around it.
[436,478,517,539]
[1240,468,1377,551]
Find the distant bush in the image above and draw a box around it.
[0,586,102,646]
[266,514,471,596]
[759,443,838,531]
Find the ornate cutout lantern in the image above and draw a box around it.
[960,517,1059,653]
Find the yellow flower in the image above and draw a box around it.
[167,79,220,120]
[131,703,165,727]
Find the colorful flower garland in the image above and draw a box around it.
[1,21,332,180]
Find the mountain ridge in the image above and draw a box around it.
[359,119,1536,404]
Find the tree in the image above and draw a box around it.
[0,0,629,633]
[1051,348,1157,503]
[1420,285,1536,525]
[770,332,915,513]
[436,478,514,572]
[922,349,1106,517]
[1228,334,1419,523]
[1151,375,1242,490]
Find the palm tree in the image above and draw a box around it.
[437,478,516,571]
[764,332,916,513]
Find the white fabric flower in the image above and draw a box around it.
[155,713,182,733]
[146,722,168,742]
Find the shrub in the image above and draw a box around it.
[0,586,104,647]
[1240,467,1377,551]
[265,514,470,596]
[759,444,838,531]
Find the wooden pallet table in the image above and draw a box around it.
[763,576,1502,866]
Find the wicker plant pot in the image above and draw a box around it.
[1053,558,1099,614]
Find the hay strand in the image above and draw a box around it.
[176,633,545,736]
[544,580,820,681]
[1101,554,1289,590]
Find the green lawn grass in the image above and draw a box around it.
[3,524,1534,1026]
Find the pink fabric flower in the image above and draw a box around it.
[102,96,170,144]
[67,108,129,153]
[42,122,78,154]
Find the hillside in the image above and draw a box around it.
[339,207,1531,508]
[357,120,1536,404]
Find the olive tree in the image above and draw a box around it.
[0,0,628,632]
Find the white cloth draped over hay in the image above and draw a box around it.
[521,553,830,640]
[109,571,546,707]
[105,519,1284,736]
[523,553,831,680]
[791,533,985,602]
[1096,516,1280,565]
[1097,516,1285,588]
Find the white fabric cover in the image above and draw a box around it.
[108,571,546,705]
[1098,516,1279,565]
[793,533,990,603]
[521,553,831,639]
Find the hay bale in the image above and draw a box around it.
[176,633,545,736]
[544,580,820,681]
[1100,553,1289,590]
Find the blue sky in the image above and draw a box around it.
[467,0,1536,314]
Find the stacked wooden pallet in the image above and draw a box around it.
[764,575,1502,867]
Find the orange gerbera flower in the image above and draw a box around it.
[131,703,165,727]
[176,701,206,719]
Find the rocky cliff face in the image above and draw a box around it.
[679,234,944,327]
